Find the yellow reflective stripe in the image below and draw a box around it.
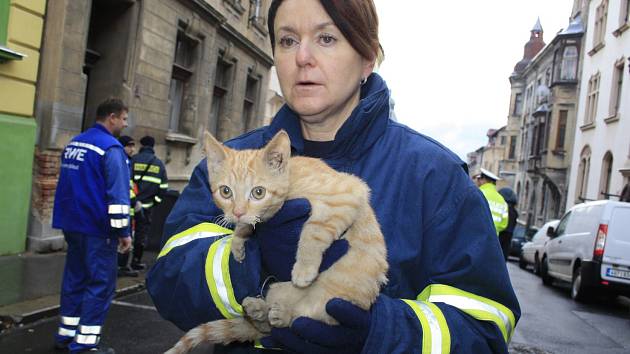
[134,175,161,184]
[403,299,450,354]
[157,222,233,259]
[133,163,160,174]
[154,196,162,203]
[160,183,169,189]
[75,334,99,345]
[141,202,154,208]
[205,236,243,319]
[418,284,515,343]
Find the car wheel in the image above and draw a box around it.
[534,254,540,275]
[518,254,527,269]
[541,257,552,286]
[571,265,592,302]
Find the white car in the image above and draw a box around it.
[540,200,630,301]
[519,219,559,273]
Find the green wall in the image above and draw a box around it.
[0,113,36,255]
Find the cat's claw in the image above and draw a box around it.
[242,297,267,321]
[291,263,318,288]
[268,302,291,328]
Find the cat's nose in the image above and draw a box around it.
[233,209,245,219]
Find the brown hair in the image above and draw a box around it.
[96,97,128,121]
[268,0,383,63]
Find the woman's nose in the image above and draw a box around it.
[295,41,315,67]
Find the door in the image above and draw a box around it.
[546,211,572,280]
[603,206,630,267]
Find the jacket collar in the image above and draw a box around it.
[139,146,155,154]
[93,123,113,136]
[264,73,391,161]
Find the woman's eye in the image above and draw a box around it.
[319,34,336,46]
[251,186,266,200]
[279,37,297,48]
[219,186,232,199]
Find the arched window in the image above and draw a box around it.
[576,145,592,202]
[561,46,578,80]
[599,151,613,199]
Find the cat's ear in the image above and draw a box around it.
[203,131,227,171]
[264,130,290,172]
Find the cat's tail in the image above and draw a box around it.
[164,317,264,354]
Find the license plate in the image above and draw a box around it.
[606,268,630,280]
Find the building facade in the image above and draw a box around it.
[497,8,587,229]
[0,0,46,254]
[28,0,274,252]
[567,0,630,208]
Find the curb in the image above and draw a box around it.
[0,282,146,333]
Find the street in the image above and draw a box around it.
[1,262,629,354]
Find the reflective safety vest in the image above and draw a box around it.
[479,183,509,235]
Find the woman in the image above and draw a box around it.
[147,0,520,353]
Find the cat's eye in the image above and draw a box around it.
[219,186,232,199]
[251,186,266,200]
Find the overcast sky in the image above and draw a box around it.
[373,0,575,161]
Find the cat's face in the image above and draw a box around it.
[203,130,291,227]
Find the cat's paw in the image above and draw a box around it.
[231,242,246,263]
[243,297,267,322]
[268,302,292,328]
[291,263,318,288]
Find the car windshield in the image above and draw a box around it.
[513,225,526,239]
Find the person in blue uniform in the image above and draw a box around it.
[147,1,521,353]
[53,98,132,354]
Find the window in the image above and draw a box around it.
[500,136,506,146]
[513,93,523,116]
[599,152,613,199]
[242,75,259,132]
[555,211,572,236]
[576,145,591,202]
[584,73,600,125]
[609,58,624,118]
[169,30,197,133]
[619,0,630,27]
[211,58,233,138]
[509,135,517,159]
[593,0,608,48]
[556,110,567,150]
[249,0,267,33]
[560,46,578,80]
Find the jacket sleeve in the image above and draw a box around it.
[363,164,520,353]
[103,147,131,238]
[155,159,169,204]
[146,160,262,331]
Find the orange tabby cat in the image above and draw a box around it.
[164,130,388,354]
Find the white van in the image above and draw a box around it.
[540,200,630,301]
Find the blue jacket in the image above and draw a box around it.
[53,124,131,238]
[147,73,520,353]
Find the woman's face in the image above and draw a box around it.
[273,0,374,126]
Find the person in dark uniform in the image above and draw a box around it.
[117,135,139,277]
[498,187,519,261]
[52,98,132,354]
[130,135,168,270]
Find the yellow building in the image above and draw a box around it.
[0,0,46,254]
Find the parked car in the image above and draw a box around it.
[540,200,630,302]
[519,219,560,272]
[510,221,538,258]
